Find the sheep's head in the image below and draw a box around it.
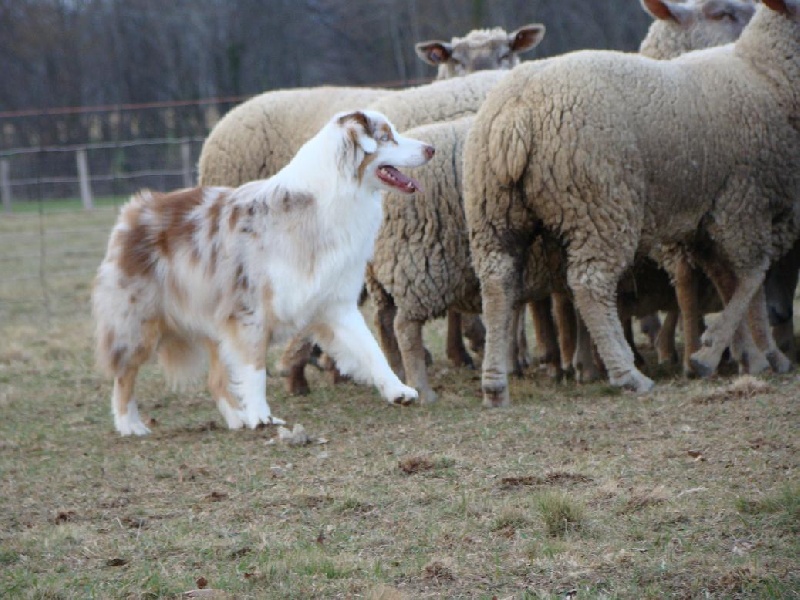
[334,110,434,194]
[639,0,757,59]
[415,24,545,80]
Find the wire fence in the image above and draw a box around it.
[0,136,206,327]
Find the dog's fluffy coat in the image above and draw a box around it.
[93,110,434,435]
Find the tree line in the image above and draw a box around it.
[0,0,653,150]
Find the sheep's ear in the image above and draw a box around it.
[415,40,453,66]
[762,0,795,16]
[641,0,694,24]
[508,24,546,54]
[338,111,377,154]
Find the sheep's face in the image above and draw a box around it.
[335,110,434,194]
[415,24,545,80]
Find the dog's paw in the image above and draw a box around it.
[115,414,151,436]
[387,384,418,406]
[265,415,287,426]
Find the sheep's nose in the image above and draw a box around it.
[424,145,435,160]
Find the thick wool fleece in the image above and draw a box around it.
[465,4,799,397]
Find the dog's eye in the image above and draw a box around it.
[379,133,390,143]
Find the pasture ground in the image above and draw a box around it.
[0,208,797,599]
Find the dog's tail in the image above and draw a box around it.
[157,332,208,389]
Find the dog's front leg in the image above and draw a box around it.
[315,307,418,405]
[219,335,286,429]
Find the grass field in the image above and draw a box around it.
[0,208,798,599]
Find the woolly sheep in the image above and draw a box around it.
[366,0,759,402]
[464,0,799,404]
[198,24,546,187]
[415,25,550,80]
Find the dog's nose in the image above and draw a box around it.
[424,145,435,160]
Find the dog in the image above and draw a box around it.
[92,110,434,435]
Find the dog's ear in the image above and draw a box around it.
[338,111,377,154]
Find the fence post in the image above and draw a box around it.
[1,159,11,213]
[76,148,94,210]
[181,141,193,188]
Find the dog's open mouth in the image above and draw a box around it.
[377,165,422,194]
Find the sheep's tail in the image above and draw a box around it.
[157,332,208,389]
[485,105,532,187]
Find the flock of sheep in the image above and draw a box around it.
[198,0,799,406]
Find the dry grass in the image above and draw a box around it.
[0,210,798,599]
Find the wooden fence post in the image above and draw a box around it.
[181,141,193,188]
[76,148,94,210]
[1,159,11,213]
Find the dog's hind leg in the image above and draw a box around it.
[314,306,418,405]
[112,366,150,436]
[205,339,246,429]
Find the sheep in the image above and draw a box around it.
[198,24,546,188]
[415,25,547,80]
[365,0,760,403]
[464,0,799,405]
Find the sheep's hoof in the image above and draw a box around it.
[766,349,793,374]
[739,349,771,375]
[482,385,509,408]
[419,389,439,404]
[689,350,717,378]
[285,372,311,396]
[611,370,654,394]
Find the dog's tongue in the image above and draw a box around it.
[378,165,423,194]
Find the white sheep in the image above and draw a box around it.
[198,24,546,188]
[365,0,759,403]
[416,25,551,80]
[464,0,799,404]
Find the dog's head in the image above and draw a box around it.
[333,110,435,194]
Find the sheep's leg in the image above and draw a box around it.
[395,311,437,404]
[462,313,486,354]
[313,305,417,405]
[672,256,702,376]
[478,257,519,407]
[552,291,576,376]
[638,314,661,349]
[374,302,404,381]
[655,310,680,365]
[445,310,474,369]
[570,270,654,393]
[572,313,603,384]
[747,285,792,374]
[528,297,561,379]
[690,260,770,377]
[694,259,769,375]
[277,336,313,396]
[623,315,646,368]
[514,307,531,372]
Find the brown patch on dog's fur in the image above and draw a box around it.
[228,205,241,232]
[276,188,315,213]
[338,111,373,135]
[117,202,153,278]
[117,189,204,278]
[206,193,225,241]
[358,153,378,184]
[378,123,396,144]
[153,188,202,258]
